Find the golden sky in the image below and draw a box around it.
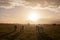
[0,0,60,24]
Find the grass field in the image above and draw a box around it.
[0,23,60,40]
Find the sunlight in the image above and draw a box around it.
[27,10,39,22]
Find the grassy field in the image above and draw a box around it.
[0,23,60,40]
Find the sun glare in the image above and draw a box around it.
[27,11,39,22]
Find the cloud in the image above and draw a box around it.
[0,0,60,9]
[0,0,12,8]
[24,0,60,7]
[0,0,24,9]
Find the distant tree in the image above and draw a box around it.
[52,24,56,26]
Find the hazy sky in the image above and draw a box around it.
[0,0,60,24]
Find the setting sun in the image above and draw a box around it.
[27,11,39,22]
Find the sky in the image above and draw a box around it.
[0,0,60,24]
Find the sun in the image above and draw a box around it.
[27,11,39,22]
[28,13,38,21]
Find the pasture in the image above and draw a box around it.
[0,23,60,40]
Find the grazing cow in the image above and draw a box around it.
[14,25,17,32]
[20,25,24,33]
[36,24,44,34]
[36,24,53,40]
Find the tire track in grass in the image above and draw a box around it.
[5,32,20,40]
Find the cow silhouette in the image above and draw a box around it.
[14,25,17,32]
[36,25,52,40]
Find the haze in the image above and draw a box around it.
[0,0,60,24]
